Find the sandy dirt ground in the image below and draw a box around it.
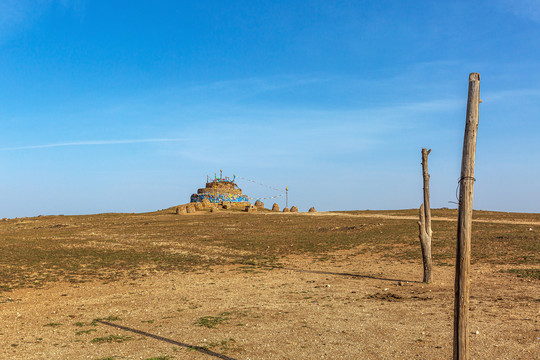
[1,247,538,359]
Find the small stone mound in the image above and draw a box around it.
[308,207,317,213]
[186,205,196,213]
[283,207,290,213]
[272,203,280,212]
[194,202,204,211]
[245,205,257,213]
[254,200,264,208]
[290,206,299,212]
[176,206,187,214]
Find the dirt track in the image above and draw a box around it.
[299,211,540,226]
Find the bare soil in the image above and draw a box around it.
[1,209,538,359]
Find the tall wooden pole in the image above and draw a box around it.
[422,148,432,240]
[453,72,480,360]
[418,148,432,283]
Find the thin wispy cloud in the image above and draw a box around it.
[497,0,540,23]
[0,138,186,151]
[483,88,540,102]
[0,0,28,32]
[0,0,82,44]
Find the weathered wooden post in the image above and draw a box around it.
[453,72,480,360]
[418,148,432,283]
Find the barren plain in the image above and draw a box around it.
[1,208,538,359]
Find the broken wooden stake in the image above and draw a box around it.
[418,148,433,283]
[453,72,480,360]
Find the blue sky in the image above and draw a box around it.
[1,0,539,217]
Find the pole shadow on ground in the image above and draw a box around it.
[269,266,422,284]
[97,320,238,360]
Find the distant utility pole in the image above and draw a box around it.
[453,72,480,360]
[418,148,433,283]
[286,186,288,208]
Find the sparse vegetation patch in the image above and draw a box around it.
[194,315,229,328]
[90,334,132,344]
[504,268,540,280]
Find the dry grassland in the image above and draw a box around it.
[0,208,538,359]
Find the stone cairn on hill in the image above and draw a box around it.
[283,207,290,213]
[186,204,196,213]
[272,203,280,212]
[245,204,257,213]
[308,207,317,213]
[190,173,249,207]
[254,200,264,208]
[290,206,299,213]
